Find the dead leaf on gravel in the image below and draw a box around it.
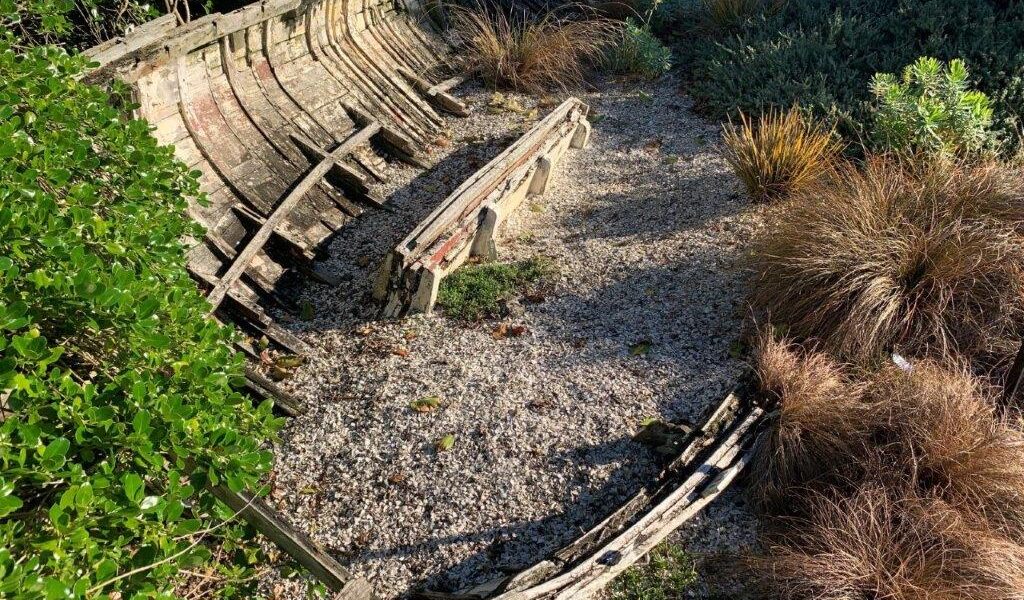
[436,434,456,452]
[260,349,274,366]
[276,355,304,369]
[388,471,408,484]
[629,340,652,356]
[392,346,410,357]
[356,325,373,336]
[492,323,510,340]
[409,396,441,413]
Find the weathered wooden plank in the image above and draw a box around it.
[205,123,378,310]
[244,365,304,416]
[375,98,589,317]
[209,485,373,597]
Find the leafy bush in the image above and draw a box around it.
[4,0,160,49]
[871,57,999,157]
[675,0,1024,149]
[0,32,280,598]
[748,156,1024,368]
[438,257,553,320]
[603,18,671,80]
[449,6,617,93]
[722,107,841,202]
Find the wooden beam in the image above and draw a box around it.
[209,485,373,598]
[205,124,380,311]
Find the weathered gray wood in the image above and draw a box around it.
[290,130,389,208]
[209,485,374,597]
[396,66,469,117]
[243,366,304,416]
[206,124,380,310]
[376,98,589,316]
[493,406,764,600]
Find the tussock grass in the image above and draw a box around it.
[722,107,842,203]
[749,156,1024,366]
[871,361,1024,542]
[450,7,617,94]
[748,332,873,509]
[754,485,1024,600]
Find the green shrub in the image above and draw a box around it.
[0,32,280,598]
[674,0,1024,150]
[871,57,998,157]
[438,257,554,321]
[609,543,697,600]
[604,18,672,79]
[4,0,159,49]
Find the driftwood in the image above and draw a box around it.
[374,98,591,317]
[418,383,764,600]
[210,485,375,597]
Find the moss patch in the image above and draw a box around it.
[610,543,698,600]
[438,257,554,321]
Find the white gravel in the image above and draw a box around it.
[258,76,766,599]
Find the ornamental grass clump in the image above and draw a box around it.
[749,156,1024,367]
[722,107,842,202]
[753,485,1024,600]
[747,332,874,510]
[450,6,617,94]
[871,361,1024,543]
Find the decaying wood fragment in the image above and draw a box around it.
[374,98,591,317]
[417,384,764,600]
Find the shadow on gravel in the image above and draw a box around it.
[565,169,743,242]
[336,435,662,596]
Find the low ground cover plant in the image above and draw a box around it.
[438,257,554,320]
[450,6,617,93]
[610,542,697,600]
[748,156,1024,367]
[722,107,841,202]
[871,57,999,157]
[674,0,1024,148]
[0,23,280,598]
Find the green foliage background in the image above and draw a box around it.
[0,6,282,598]
[669,0,1024,145]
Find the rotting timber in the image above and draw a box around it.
[83,2,767,597]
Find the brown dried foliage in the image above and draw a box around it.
[871,361,1024,542]
[450,7,617,94]
[748,332,874,509]
[749,156,1024,366]
[754,485,1024,600]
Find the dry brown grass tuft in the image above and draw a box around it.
[450,7,617,94]
[749,156,1024,366]
[748,332,874,509]
[754,485,1024,600]
[722,107,842,203]
[871,361,1024,541]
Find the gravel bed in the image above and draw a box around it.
[258,75,766,599]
